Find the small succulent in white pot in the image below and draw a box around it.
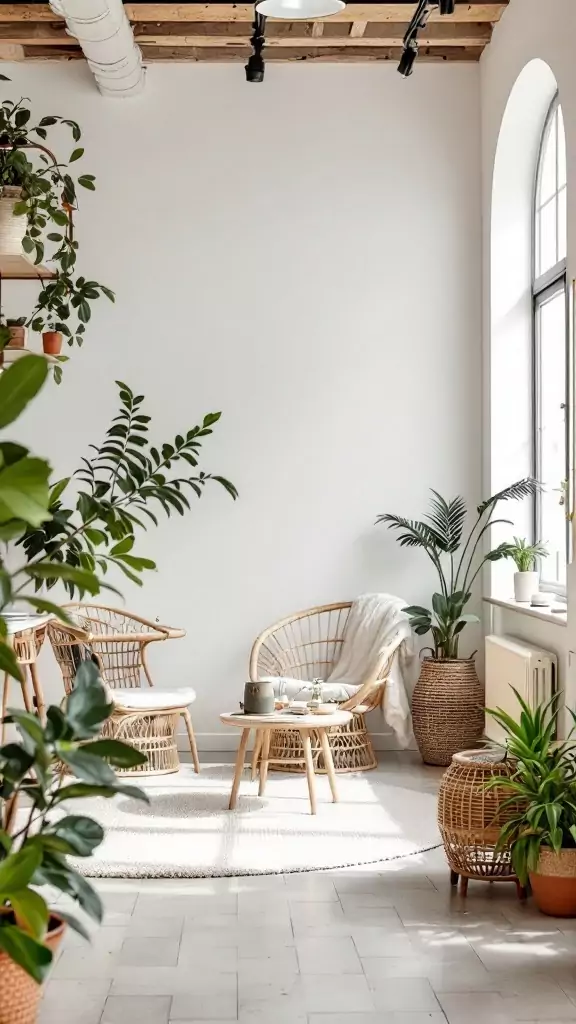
[508,537,548,602]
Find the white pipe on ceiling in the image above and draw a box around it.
[49,0,145,98]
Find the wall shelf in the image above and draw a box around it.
[0,346,57,365]
[0,254,55,280]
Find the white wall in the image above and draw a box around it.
[481,0,576,724]
[7,61,482,749]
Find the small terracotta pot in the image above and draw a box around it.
[6,325,27,349]
[0,911,65,1024]
[530,849,576,917]
[42,331,62,356]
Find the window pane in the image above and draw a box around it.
[558,105,567,188]
[539,114,557,205]
[538,198,558,276]
[558,186,567,262]
[538,287,567,586]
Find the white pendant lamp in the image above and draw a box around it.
[256,0,345,19]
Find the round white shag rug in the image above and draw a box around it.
[73,764,441,878]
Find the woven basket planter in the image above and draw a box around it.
[0,913,65,1024]
[267,713,377,774]
[438,748,525,897]
[531,849,576,917]
[412,657,484,766]
[0,186,25,256]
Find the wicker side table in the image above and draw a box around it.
[438,748,527,900]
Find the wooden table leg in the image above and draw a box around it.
[19,665,34,715]
[229,728,250,810]
[28,661,46,723]
[1,671,9,745]
[320,728,339,803]
[258,729,271,797]
[301,729,317,815]
[251,731,263,781]
[182,708,201,774]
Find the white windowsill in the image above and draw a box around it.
[483,595,568,627]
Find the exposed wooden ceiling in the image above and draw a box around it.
[0,2,509,65]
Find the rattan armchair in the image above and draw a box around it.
[249,602,401,774]
[48,604,200,776]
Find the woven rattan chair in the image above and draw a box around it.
[249,602,401,774]
[48,604,200,777]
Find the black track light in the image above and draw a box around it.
[438,0,455,12]
[398,43,418,77]
[245,10,266,83]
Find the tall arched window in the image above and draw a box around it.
[534,96,568,590]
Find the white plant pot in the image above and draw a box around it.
[514,571,539,603]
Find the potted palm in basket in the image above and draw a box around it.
[376,478,538,765]
[0,661,147,1024]
[487,691,576,917]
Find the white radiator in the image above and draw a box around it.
[484,634,558,743]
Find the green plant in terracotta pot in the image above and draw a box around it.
[29,272,114,360]
[376,478,538,765]
[486,691,576,917]
[0,660,147,1022]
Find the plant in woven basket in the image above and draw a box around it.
[486,691,576,902]
[376,479,538,659]
[0,660,147,983]
[17,378,237,596]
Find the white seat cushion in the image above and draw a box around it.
[109,687,196,711]
[263,677,361,703]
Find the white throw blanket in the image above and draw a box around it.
[266,593,416,747]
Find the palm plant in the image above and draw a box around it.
[486,691,576,886]
[507,537,548,573]
[376,478,538,659]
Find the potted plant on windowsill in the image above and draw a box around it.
[376,478,538,765]
[486,691,576,917]
[506,536,548,603]
[0,661,147,1024]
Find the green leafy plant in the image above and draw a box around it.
[486,690,576,886]
[0,660,147,982]
[507,536,548,573]
[0,89,113,373]
[18,379,237,595]
[0,316,26,351]
[376,479,538,659]
[29,274,114,350]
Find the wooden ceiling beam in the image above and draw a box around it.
[0,3,507,25]
[136,43,483,60]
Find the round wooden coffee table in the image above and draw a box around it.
[220,709,353,815]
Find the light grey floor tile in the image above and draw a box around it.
[178,942,238,971]
[111,967,237,997]
[170,992,238,1020]
[39,979,111,1024]
[351,926,415,957]
[102,995,171,1024]
[51,948,119,980]
[368,977,440,1011]
[295,936,362,974]
[299,973,375,1013]
[308,1015,447,1024]
[237,950,299,978]
[120,936,181,967]
[437,991,511,1024]
[127,915,184,938]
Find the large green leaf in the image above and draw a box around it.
[48,816,104,857]
[0,355,48,430]
[82,738,147,768]
[0,641,22,683]
[0,846,41,893]
[57,748,117,786]
[0,457,51,527]
[0,922,52,984]
[8,889,49,941]
[26,562,100,596]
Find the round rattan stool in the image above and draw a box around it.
[437,748,527,899]
[267,713,377,774]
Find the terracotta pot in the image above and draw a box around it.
[530,849,576,917]
[0,912,65,1024]
[6,325,27,349]
[412,657,485,767]
[42,331,62,356]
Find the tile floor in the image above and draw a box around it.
[40,754,576,1024]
